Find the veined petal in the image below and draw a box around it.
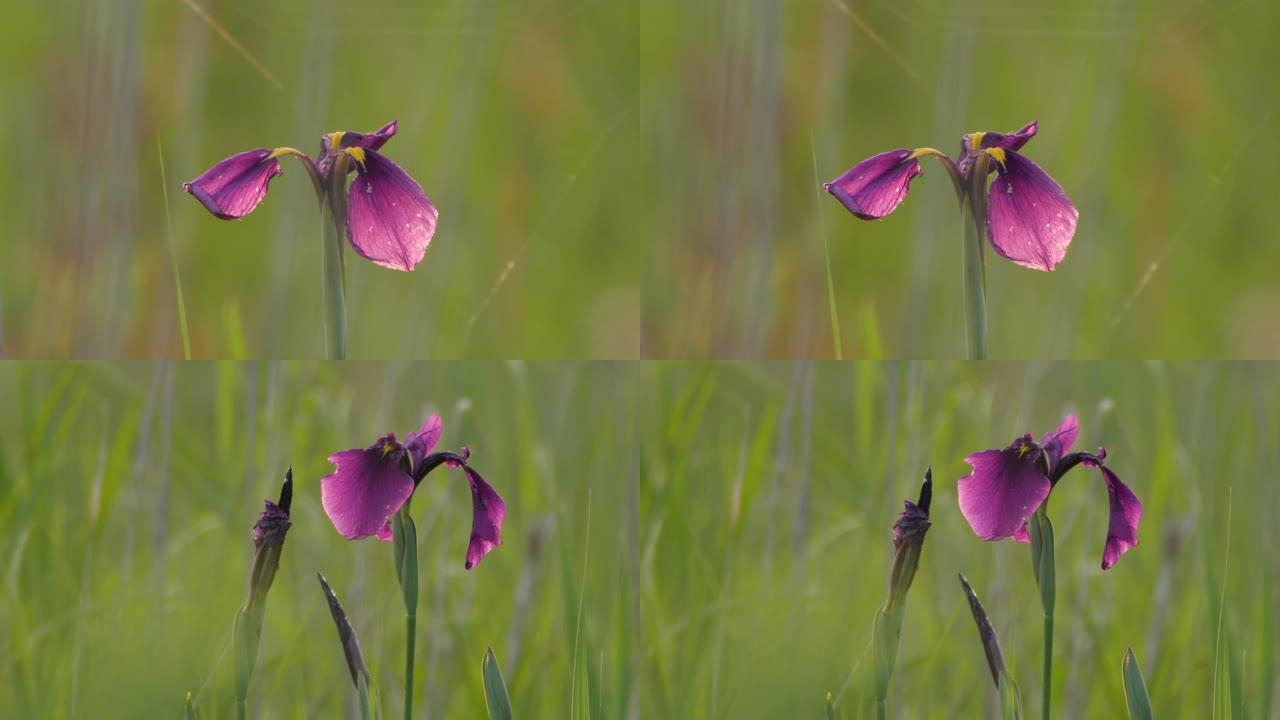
[463,466,506,570]
[1083,460,1142,570]
[321,446,415,541]
[985,149,1078,271]
[344,120,398,151]
[958,447,1052,540]
[984,121,1038,153]
[183,149,281,219]
[1041,414,1079,470]
[405,414,443,470]
[345,149,438,272]
[824,149,922,220]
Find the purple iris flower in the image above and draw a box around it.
[956,415,1142,570]
[825,121,1078,271]
[184,120,438,272]
[320,415,506,569]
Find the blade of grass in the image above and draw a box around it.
[156,137,191,359]
[810,133,842,359]
[1122,648,1153,720]
[483,647,514,720]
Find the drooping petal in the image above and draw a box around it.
[824,149,922,220]
[462,466,506,569]
[1041,414,1079,470]
[1083,460,1142,569]
[405,414,443,469]
[321,446,415,541]
[183,149,281,219]
[985,149,1078,271]
[345,149,438,272]
[958,446,1052,540]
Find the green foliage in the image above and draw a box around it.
[483,648,514,720]
[639,0,1280,358]
[1122,648,1153,720]
[0,363,1275,716]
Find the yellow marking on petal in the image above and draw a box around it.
[343,146,367,169]
[267,146,305,160]
[908,147,946,160]
[984,147,1007,168]
[968,132,985,152]
[327,132,345,152]
[381,443,396,457]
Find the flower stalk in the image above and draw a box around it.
[320,153,351,359]
[872,469,933,720]
[962,155,990,359]
[391,506,419,720]
[1027,507,1056,720]
[233,469,294,720]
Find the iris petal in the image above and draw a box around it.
[1040,414,1079,470]
[960,121,1039,174]
[958,447,1052,540]
[321,446,415,541]
[345,149,438,272]
[462,466,506,569]
[343,120,398,152]
[183,149,281,220]
[1083,461,1142,570]
[985,150,1078,271]
[405,414,443,470]
[824,149,922,220]
[983,121,1038,153]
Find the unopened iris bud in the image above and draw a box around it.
[886,468,932,612]
[246,467,293,612]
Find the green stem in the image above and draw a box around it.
[404,612,416,720]
[1042,612,1054,720]
[876,698,886,720]
[236,700,246,720]
[961,196,988,359]
[321,202,348,359]
[392,509,419,720]
[1029,508,1056,720]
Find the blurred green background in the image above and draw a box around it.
[0,0,639,359]
[4,361,1274,717]
[639,362,1274,717]
[0,362,638,717]
[642,0,1280,358]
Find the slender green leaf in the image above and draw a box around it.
[483,647,514,720]
[1122,648,1153,720]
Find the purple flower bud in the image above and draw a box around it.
[246,468,293,610]
[886,468,932,611]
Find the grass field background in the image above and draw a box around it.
[2,361,1274,717]
[1,0,639,359]
[641,0,1280,358]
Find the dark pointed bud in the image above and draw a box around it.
[247,468,293,611]
[886,468,932,611]
[958,573,1008,688]
[317,573,371,688]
